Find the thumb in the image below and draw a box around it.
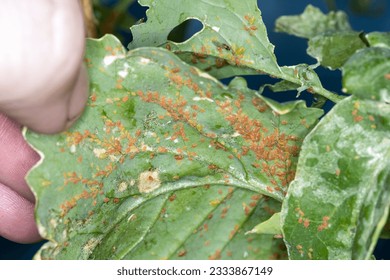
[0,0,88,134]
[2,65,89,134]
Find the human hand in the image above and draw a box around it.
[0,0,88,243]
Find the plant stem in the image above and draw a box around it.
[80,0,97,38]
[278,68,345,104]
[312,86,345,103]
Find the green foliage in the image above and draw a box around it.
[282,96,390,259]
[247,212,282,235]
[342,47,390,102]
[276,5,369,70]
[129,0,342,103]
[25,1,390,260]
[275,5,352,39]
[26,35,320,259]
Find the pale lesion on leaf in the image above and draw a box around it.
[138,170,161,193]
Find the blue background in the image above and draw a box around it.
[1,0,389,260]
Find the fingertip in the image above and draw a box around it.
[4,64,89,135]
[0,113,38,202]
[0,183,42,244]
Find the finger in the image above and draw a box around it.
[2,64,89,134]
[0,182,41,244]
[0,0,87,134]
[0,113,39,202]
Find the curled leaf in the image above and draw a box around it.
[342,47,390,102]
[247,212,282,235]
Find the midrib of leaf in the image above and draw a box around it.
[113,49,306,200]
[115,193,169,259]
[164,189,236,260]
[27,35,321,259]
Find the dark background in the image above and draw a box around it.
[1,0,389,260]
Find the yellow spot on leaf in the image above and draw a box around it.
[209,199,221,206]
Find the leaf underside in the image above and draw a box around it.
[26,35,321,259]
[282,96,390,260]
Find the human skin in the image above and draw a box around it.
[0,0,87,243]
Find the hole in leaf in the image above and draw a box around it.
[168,18,204,43]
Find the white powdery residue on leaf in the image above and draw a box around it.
[82,237,102,258]
[118,62,133,78]
[139,58,151,65]
[288,179,305,198]
[118,182,128,193]
[328,247,352,260]
[321,114,346,136]
[145,131,157,138]
[335,124,363,151]
[103,54,125,66]
[118,69,128,78]
[379,88,390,103]
[353,132,389,164]
[109,155,120,162]
[193,96,214,102]
[336,229,354,247]
[312,185,352,207]
[93,148,107,159]
[140,143,154,152]
[70,144,77,154]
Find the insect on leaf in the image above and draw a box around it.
[128,0,342,103]
[282,96,390,260]
[25,35,322,259]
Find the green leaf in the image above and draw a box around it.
[365,32,390,49]
[342,47,390,102]
[281,96,390,259]
[275,5,352,39]
[247,212,282,235]
[26,35,321,259]
[307,31,366,70]
[276,5,367,70]
[259,80,300,94]
[128,0,343,103]
[129,0,281,79]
